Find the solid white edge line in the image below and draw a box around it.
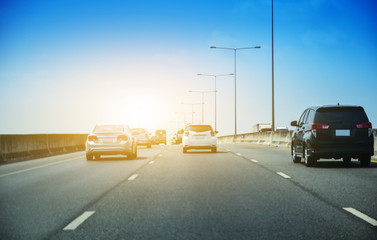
[0,156,82,178]
[343,208,377,226]
[63,211,95,230]
[250,159,258,163]
[276,172,291,179]
[128,174,138,181]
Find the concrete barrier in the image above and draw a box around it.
[0,134,88,164]
[218,129,377,160]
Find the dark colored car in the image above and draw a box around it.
[290,105,374,167]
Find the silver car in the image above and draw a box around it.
[86,123,137,160]
[131,128,151,148]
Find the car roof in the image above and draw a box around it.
[308,105,363,111]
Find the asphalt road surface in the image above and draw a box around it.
[0,143,376,239]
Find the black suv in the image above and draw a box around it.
[291,105,374,167]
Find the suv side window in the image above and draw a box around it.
[298,110,308,126]
[306,110,315,124]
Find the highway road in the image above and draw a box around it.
[0,144,376,239]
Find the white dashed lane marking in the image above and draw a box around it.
[63,211,95,230]
[276,172,291,179]
[250,159,258,163]
[343,208,377,226]
[128,174,138,181]
[236,153,242,156]
[149,161,155,165]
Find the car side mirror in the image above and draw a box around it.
[215,131,219,134]
[290,121,298,127]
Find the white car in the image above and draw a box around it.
[86,123,137,160]
[182,124,218,153]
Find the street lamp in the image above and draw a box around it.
[210,45,260,135]
[197,73,234,132]
[188,90,216,124]
[175,111,193,127]
[180,102,201,124]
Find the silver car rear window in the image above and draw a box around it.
[132,128,147,134]
[93,125,124,133]
[188,125,213,132]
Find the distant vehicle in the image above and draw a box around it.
[155,129,167,144]
[175,129,184,143]
[170,136,178,145]
[131,128,151,148]
[253,123,272,132]
[86,123,137,160]
[182,124,218,153]
[291,105,374,167]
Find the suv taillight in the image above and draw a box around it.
[311,123,330,130]
[211,131,215,136]
[88,135,98,141]
[357,122,373,137]
[117,135,128,141]
[356,122,372,129]
[184,131,189,136]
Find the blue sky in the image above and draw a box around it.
[1,0,376,135]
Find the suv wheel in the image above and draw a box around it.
[359,156,371,167]
[183,147,187,153]
[343,157,351,164]
[304,147,316,167]
[211,147,217,153]
[291,144,301,163]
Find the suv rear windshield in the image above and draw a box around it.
[188,125,213,132]
[315,107,368,124]
[93,125,124,133]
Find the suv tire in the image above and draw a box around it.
[291,144,301,163]
[359,156,371,167]
[304,147,316,167]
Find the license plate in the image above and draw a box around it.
[335,129,350,136]
[195,136,204,140]
[102,138,114,143]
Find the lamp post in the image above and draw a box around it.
[210,45,260,135]
[180,102,201,124]
[197,73,234,132]
[188,90,216,124]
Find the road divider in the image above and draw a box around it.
[0,134,88,164]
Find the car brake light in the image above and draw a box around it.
[117,135,128,141]
[184,131,189,136]
[311,123,330,130]
[211,131,215,136]
[88,135,98,141]
[356,122,372,129]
